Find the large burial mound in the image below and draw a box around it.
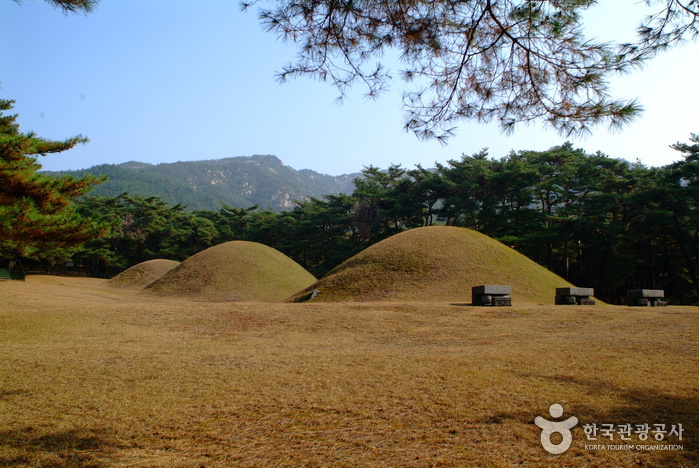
[106,259,180,290]
[290,226,573,304]
[145,241,317,302]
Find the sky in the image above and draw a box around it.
[1,0,698,176]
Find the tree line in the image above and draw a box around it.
[3,97,697,304]
[22,138,696,306]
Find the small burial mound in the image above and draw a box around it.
[145,241,317,302]
[289,226,573,304]
[106,259,180,290]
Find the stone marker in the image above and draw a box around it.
[472,285,512,306]
[555,287,596,305]
[627,289,667,307]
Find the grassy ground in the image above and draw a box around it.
[0,276,697,467]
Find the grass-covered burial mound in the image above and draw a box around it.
[106,259,180,290]
[145,241,316,302]
[289,226,573,304]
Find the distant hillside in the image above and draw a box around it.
[44,155,359,211]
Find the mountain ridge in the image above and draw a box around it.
[44,155,360,211]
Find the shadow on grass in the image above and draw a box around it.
[0,390,29,401]
[493,372,699,465]
[0,427,119,468]
[542,374,697,427]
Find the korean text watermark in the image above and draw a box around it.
[535,403,685,454]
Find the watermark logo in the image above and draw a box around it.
[535,403,578,454]
[534,403,685,454]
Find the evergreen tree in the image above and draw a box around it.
[194,204,260,245]
[12,0,97,14]
[73,194,219,277]
[284,194,362,276]
[0,99,103,268]
[435,150,498,228]
[353,164,417,240]
[651,135,699,300]
[405,165,444,227]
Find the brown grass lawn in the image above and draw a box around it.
[0,276,697,467]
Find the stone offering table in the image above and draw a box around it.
[555,287,595,305]
[627,289,667,306]
[472,285,512,306]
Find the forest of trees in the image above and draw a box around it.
[10,137,696,306]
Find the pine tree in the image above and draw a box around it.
[12,0,97,14]
[244,0,697,140]
[0,99,103,267]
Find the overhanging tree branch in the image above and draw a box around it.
[242,0,695,141]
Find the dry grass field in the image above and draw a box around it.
[0,275,696,467]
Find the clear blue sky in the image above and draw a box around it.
[2,0,698,175]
